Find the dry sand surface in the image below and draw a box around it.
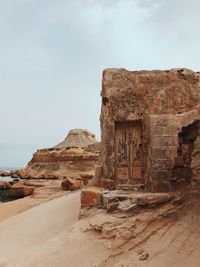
[0,179,66,222]
[0,192,200,267]
[0,191,81,267]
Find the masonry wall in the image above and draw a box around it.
[99,68,200,192]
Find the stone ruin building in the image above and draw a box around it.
[97,68,200,192]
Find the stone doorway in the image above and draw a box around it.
[114,121,143,186]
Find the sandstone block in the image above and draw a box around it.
[81,187,102,207]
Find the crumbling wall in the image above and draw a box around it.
[99,68,200,192]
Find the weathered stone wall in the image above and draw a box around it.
[99,68,200,192]
[190,122,200,185]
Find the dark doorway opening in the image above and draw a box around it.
[172,121,199,186]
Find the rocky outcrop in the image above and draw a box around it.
[0,170,11,177]
[0,181,35,202]
[54,129,97,149]
[0,181,11,190]
[12,130,100,188]
[25,146,99,180]
[7,182,35,199]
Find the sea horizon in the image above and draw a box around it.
[0,167,22,171]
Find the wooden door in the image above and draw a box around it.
[115,121,143,184]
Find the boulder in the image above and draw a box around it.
[7,182,35,199]
[79,173,94,185]
[0,181,11,190]
[61,177,81,191]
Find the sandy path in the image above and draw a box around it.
[1,191,200,267]
[0,191,81,267]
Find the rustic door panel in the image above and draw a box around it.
[115,121,143,184]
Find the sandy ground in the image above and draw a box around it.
[0,191,81,267]
[0,191,200,267]
[0,179,66,222]
[103,197,200,267]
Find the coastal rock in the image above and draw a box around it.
[61,177,81,191]
[7,182,35,199]
[16,129,100,182]
[54,129,97,149]
[0,181,11,190]
[0,170,11,177]
[15,169,28,179]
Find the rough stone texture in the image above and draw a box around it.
[7,182,35,199]
[13,129,100,183]
[101,191,174,211]
[81,187,102,207]
[54,129,97,149]
[98,68,200,192]
[61,177,81,191]
[0,181,11,190]
[0,181,35,201]
[27,147,98,179]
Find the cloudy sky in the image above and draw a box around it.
[1,0,200,167]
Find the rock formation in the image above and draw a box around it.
[0,180,35,202]
[13,130,100,187]
[54,129,97,148]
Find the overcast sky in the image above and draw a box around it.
[1,0,200,167]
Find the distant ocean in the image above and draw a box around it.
[0,167,21,171]
[0,167,21,182]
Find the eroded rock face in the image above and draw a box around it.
[0,181,35,201]
[7,182,35,199]
[14,130,100,184]
[54,129,97,149]
[0,181,11,190]
[98,68,200,192]
[20,147,99,181]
